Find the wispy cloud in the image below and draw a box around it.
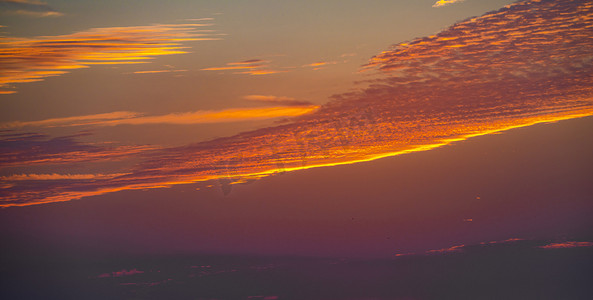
[132,69,187,74]
[538,241,593,249]
[0,0,63,17]
[0,22,219,94]
[0,106,319,129]
[0,132,156,167]
[96,269,144,278]
[2,0,593,207]
[0,111,139,129]
[432,0,465,8]
[397,238,526,257]
[93,106,319,126]
[426,244,465,254]
[243,95,313,106]
[1,173,130,181]
[302,61,338,70]
[202,59,286,75]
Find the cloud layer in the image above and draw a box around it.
[0,22,218,94]
[2,0,593,206]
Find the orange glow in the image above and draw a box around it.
[0,106,320,130]
[2,0,593,207]
[0,22,218,94]
[202,59,285,75]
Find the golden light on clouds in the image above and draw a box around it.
[433,0,465,8]
[0,22,218,93]
[0,106,319,129]
[1,0,593,207]
[202,59,287,75]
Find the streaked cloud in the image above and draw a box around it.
[0,22,218,94]
[396,238,526,257]
[432,0,465,8]
[0,111,139,129]
[243,95,313,106]
[0,0,63,17]
[302,61,336,68]
[538,241,593,249]
[93,106,319,126]
[233,69,287,75]
[1,173,130,181]
[2,0,593,206]
[132,69,187,74]
[96,269,144,278]
[202,59,286,75]
[302,61,338,70]
[426,244,465,254]
[0,132,156,167]
[0,106,319,129]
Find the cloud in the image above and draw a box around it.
[243,95,313,106]
[1,173,130,181]
[303,62,334,68]
[2,0,593,207]
[0,111,139,129]
[0,0,63,17]
[132,69,187,74]
[0,22,219,94]
[538,241,593,249]
[425,244,465,254]
[94,106,319,126]
[96,269,144,278]
[302,61,339,70]
[0,106,320,129]
[202,59,286,75]
[396,238,526,257]
[432,0,465,8]
[233,69,287,75]
[0,132,156,167]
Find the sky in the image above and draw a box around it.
[1,0,593,298]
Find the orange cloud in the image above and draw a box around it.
[243,95,313,106]
[0,22,218,94]
[538,241,593,249]
[302,61,337,68]
[1,173,130,181]
[0,106,319,129]
[2,0,593,207]
[432,0,465,8]
[95,106,320,126]
[202,59,286,75]
[234,69,287,75]
[0,111,139,129]
[132,69,187,74]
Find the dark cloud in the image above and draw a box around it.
[0,132,155,167]
[2,238,592,299]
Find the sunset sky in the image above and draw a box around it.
[1,0,593,299]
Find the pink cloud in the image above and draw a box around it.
[538,241,593,249]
